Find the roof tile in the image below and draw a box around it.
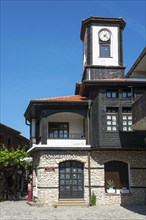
[35,95,88,102]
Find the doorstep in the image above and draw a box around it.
[57,199,87,207]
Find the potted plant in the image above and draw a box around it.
[120,183,129,193]
[106,179,115,193]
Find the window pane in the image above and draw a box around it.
[72,186,77,191]
[128,92,132,97]
[60,186,65,191]
[123,127,127,131]
[112,92,116,98]
[112,116,117,121]
[60,174,65,179]
[72,174,77,179]
[72,180,77,185]
[60,180,65,185]
[49,122,69,139]
[78,186,83,191]
[100,45,110,57]
[66,174,70,179]
[66,180,70,185]
[66,186,70,191]
[107,92,111,98]
[122,92,126,98]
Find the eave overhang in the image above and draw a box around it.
[125,47,146,78]
[27,145,91,154]
[80,16,126,41]
[79,79,146,96]
[24,98,89,122]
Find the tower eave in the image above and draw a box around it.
[80,16,126,40]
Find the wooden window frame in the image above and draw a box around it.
[106,107,118,132]
[106,89,119,98]
[122,108,132,131]
[100,44,110,58]
[122,89,133,98]
[48,122,69,139]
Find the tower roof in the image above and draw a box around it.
[80,16,126,40]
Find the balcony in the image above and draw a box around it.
[32,133,89,151]
[29,112,91,152]
[132,93,146,130]
[47,133,87,147]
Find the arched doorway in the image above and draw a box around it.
[59,160,84,199]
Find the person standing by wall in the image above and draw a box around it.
[27,179,32,202]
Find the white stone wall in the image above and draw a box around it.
[32,150,146,206]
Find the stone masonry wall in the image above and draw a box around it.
[32,150,146,206]
[90,151,146,205]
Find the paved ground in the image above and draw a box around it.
[0,200,146,220]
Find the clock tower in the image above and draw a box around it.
[80,17,126,80]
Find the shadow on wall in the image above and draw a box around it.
[119,131,146,148]
[120,204,146,216]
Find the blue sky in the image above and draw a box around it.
[1,0,146,139]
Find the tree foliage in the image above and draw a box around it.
[0,147,30,167]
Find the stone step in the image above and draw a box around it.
[57,199,87,207]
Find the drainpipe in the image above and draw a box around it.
[25,119,31,148]
[87,100,92,206]
[25,119,30,127]
[88,151,91,206]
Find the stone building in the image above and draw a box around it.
[0,123,29,149]
[0,123,29,200]
[24,17,146,206]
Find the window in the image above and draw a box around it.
[106,108,118,131]
[48,122,69,138]
[106,89,118,98]
[122,108,132,131]
[105,161,129,192]
[122,89,133,98]
[100,45,110,57]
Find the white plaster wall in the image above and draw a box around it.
[47,112,84,134]
[92,26,119,66]
[47,139,86,146]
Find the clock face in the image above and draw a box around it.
[99,30,110,41]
